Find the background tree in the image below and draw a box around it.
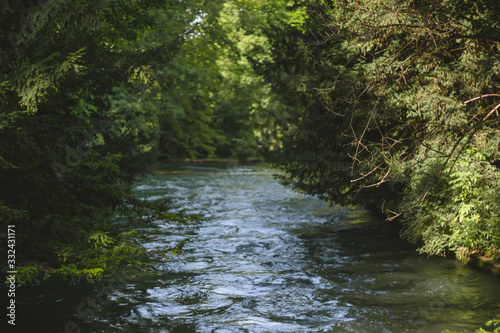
[156,0,289,161]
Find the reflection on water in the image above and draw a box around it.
[18,163,500,333]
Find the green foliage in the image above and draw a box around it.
[259,0,500,262]
[153,0,289,161]
[0,0,203,284]
[9,0,499,286]
[442,316,500,333]
[1,0,291,284]
[212,0,291,158]
[400,146,500,259]
[10,197,201,284]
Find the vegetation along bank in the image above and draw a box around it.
[1,0,499,285]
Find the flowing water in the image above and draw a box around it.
[18,163,500,332]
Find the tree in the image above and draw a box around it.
[259,0,500,261]
[155,0,289,161]
[0,0,201,283]
[0,0,293,284]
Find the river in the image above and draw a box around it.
[18,163,500,332]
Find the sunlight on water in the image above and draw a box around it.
[19,163,500,333]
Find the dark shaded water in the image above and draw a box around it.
[17,163,500,332]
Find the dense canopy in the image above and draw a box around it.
[260,0,500,262]
[1,0,499,284]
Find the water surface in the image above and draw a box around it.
[18,163,500,332]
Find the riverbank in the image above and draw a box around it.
[471,255,500,276]
[157,158,265,165]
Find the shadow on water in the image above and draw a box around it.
[299,210,500,333]
[15,163,500,333]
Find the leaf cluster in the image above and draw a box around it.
[0,0,206,284]
[259,0,500,261]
